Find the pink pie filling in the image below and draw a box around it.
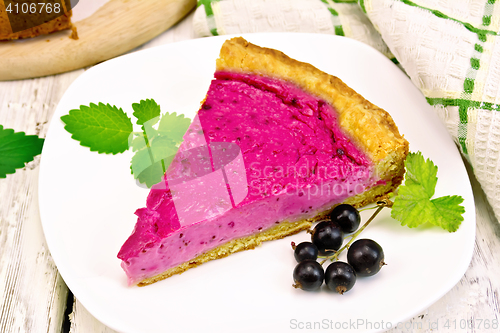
[118,72,379,285]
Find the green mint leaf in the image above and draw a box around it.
[135,161,166,188]
[404,151,438,198]
[130,107,192,188]
[61,103,133,154]
[149,136,178,163]
[130,146,154,177]
[134,153,176,188]
[158,112,191,144]
[0,125,44,178]
[391,151,465,232]
[132,99,161,126]
[429,195,465,232]
[131,136,177,187]
[129,120,159,153]
[130,134,148,152]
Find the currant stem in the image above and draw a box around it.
[141,125,155,165]
[319,251,336,265]
[327,199,392,262]
[357,206,379,213]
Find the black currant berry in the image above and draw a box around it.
[325,261,356,294]
[311,220,343,255]
[347,239,385,277]
[292,259,324,291]
[291,241,319,262]
[330,204,360,233]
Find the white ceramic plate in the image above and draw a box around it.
[39,33,475,333]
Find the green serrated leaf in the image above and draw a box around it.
[157,112,191,144]
[61,102,133,154]
[404,152,438,198]
[429,195,465,232]
[0,125,44,178]
[135,161,166,188]
[392,151,465,232]
[130,146,154,176]
[129,108,192,187]
[131,136,178,187]
[391,184,432,228]
[392,192,464,232]
[132,99,161,126]
[131,134,147,152]
[149,136,178,163]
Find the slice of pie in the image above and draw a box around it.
[0,0,73,40]
[118,37,409,286]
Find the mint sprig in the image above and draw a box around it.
[129,101,191,187]
[0,125,44,178]
[131,136,177,187]
[391,152,465,232]
[130,112,189,187]
[157,112,192,144]
[61,99,192,188]
[61,103,133,154]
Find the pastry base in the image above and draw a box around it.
[137,178,399,286]
[138,219,313,286]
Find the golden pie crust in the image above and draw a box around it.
[217,37,409,184]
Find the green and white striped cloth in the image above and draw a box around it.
[193,0,500,223]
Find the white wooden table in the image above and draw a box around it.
[1,12,499,333]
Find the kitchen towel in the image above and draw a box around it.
[193,0,500,223]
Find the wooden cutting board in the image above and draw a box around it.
[0,0,196,81]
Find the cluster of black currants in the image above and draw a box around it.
[292,204,385,294]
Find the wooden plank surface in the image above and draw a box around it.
[0,10,499,333]
[0,70,82,333]
[0,0,196,81]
